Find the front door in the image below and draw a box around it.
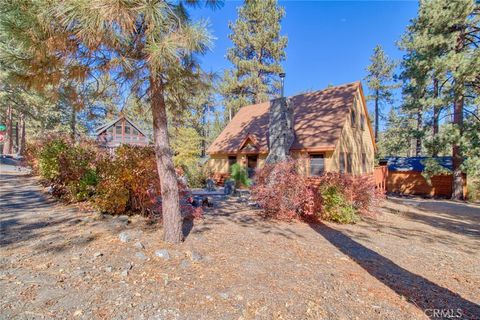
[247,155,258,178]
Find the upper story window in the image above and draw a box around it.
[124,124,131,135]
[115,124,122,135]
[309,154,325,176]
[351,109,356,127]
[360,114,365,131]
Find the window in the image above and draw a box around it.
[228,156,237,168]
[309,154,324,176]
[133,128,139,136]
[339,152,346,174]
[360,114,365,131]
[115,124,122,135]
[347,153,353,174]
[362,153,367,173]
[108,126,114,133]
[351,109,356,127]
[124,124,131,135]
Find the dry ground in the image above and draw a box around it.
[1,167,479,319]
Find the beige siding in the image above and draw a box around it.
[330,89,375,175]
[206,155,229,174]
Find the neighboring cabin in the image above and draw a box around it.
[95,115,149,150]
[207,82,375,181]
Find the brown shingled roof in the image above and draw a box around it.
[208,82,368,155]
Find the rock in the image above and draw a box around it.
[121,269,129,277]
[180,260,190,269]
[125,262,133,270]
[118,215,129,223]
[135,252,148,261]
[219,292,229,299]
[187,250,202,262]
[155,249,170,260]
[73,309,83,317]
[105,266,113,273]
[119,231,131,243]
[93,252,103,258]
[134,241,145,249]
[205,295,213,301]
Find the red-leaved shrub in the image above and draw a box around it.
[251,160,384,223]
[250,160,316,220]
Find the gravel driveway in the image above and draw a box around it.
[1,167,479,319]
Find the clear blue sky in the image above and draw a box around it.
[191,0,419,112]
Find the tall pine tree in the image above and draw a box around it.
[364,45,397,143]
[221,0,287,120]
[400,0,479,199]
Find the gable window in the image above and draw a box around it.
[115,124,122,135]
[339,152,346,174]
[228,156,237,168]
[124,124,131,135]
[360,114,365,131]
[351,109,356,127]
[309,154,325,176]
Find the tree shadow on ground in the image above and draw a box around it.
[387,197,480,238]
[309,222,480,319]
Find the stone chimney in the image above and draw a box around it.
[265,97,294,164]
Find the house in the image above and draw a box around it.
[385,157,467,198]
[95,114,149,150]
[206,82,375,181]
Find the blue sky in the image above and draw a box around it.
[191,0,419,113]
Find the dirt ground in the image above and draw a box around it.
[1,168,479,320]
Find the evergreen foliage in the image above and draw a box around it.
[221,0,287,120]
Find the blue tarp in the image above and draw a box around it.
[384,157,453,172]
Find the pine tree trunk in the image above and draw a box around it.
[432,77,439,157]
[150,75,183,244]
[415,108,422,156]
[374,91,379,143]
[3,105,13,155]
[452,95,464,200]
[70,106,76,141]
[451,30,465,200]
[18,113,26,156]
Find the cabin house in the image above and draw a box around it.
[95,115,149,150]
[206,82,375,182]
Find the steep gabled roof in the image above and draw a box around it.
[95,115,147,137]
[208,82,372,154]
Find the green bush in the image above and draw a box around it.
[321,185,359,224]
[38,138,69,181]
[230,163,251,188]
[184,165,208,188]
[36,136,100,201]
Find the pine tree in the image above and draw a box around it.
[364,45,398,143]
[404,0,479,200]
[1,0,218,243]
[221,0,287,119]
[378,108,412,157]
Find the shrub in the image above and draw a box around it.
[250,160,316,220]
[252,160,384,223]
[95,145,160,215]
[320,185,358,223]
[230,163,251,188]
[34,136,100,201]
